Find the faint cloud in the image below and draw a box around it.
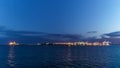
[104,31,120,38]
[0,26,7,31]
[0,26,84,42]
[87,31,98,33]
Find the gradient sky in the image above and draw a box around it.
[0,0,120,34]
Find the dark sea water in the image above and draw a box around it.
[0,45,120,68]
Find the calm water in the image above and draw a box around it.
[0,45,120,68]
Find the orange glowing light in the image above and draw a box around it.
[9,41,17,46]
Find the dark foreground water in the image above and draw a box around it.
[0,45,120,68]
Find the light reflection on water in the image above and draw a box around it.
[7,46,16,68]
[0,45,120,68]
[62,47,73,68]
[66,47,72,62]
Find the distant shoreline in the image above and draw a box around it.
[0,44,120,46]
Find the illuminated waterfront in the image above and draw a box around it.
[8,40,110,46]
[53,41,110,46]
[0,45,120,68]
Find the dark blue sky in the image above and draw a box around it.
[0,0,120,34]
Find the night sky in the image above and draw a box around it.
[0,0,120,44]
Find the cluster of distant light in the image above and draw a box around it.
[9,41,19,46]
[9,41,110,46]
[53,41,110,46]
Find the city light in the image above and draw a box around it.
[53,41,110,46]
[8,41,110,46]
[9,41,19,46]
